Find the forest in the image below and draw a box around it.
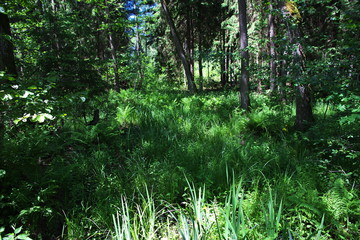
[0,0,359,239]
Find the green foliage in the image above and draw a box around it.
[0,226,32,240]
[1,0,359,238]
[1,89,359,239]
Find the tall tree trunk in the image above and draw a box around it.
[238,0,250,110]
[225,45,230,84]
[280,0,314,130]
[0,13,17,76]
[160,0,196,93]
[108,30,120,91]
[220,29,226,86]
[134,2,144,90]
[0,12,17,146]
[269,0,277,92]
[187,7,194,80]
[50,0,62,72]
[198,31,204,91]
[105,0,120,91]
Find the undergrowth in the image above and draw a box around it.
[0,90,359,239]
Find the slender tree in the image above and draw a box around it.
[105,0,121,91]
[268,0,277,92]
[238,0,250,110]
[160,0,197,93]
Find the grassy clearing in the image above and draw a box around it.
[1,89,359,239]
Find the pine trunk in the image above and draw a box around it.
[238,0,250,110]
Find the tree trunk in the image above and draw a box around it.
[280,0,314,130]
[187,8,194,80]
[50,0,61,72]
[0,12,17,147]
[198,31,204,91]
[160,0,196,93]
[269,0,277,92]
[0,13,17,76]
[238,0,250,110]
[105,1,120,92]
[295,85,314,130]
[220,29,226,86]
[225,45,230,84]
[108,31,120,91]
[134,2,144,90]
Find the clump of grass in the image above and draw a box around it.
[113,188,159,240]
[223,179,249,239]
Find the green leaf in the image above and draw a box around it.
[15,234,31,240]
[14,227,22,235]
[0,170,5,178]
[20,91,34,99]
[32,114,45,123]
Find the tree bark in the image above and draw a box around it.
[238,0,250,110]
[280,0,314,130]
[269,0,277,92]
[198,31,203,91]
[186,7,194,80]
[160,0,196,93]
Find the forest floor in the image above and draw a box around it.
[1,89,359,239]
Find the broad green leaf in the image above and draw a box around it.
[20,91,34,99]
[14,227,22,235]
[32,114,45,123]
[15,234,31,240]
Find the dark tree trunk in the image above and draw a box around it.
[0,12,17,147]
[95,19,105,61]
[225,45,230,84]
[295,85,314,130]
[280,1,314,130]
[87,109,100,126]
[0,13,17,76]
[160,0,197,93]
[198,31,204,91]
[238,0,250,110]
